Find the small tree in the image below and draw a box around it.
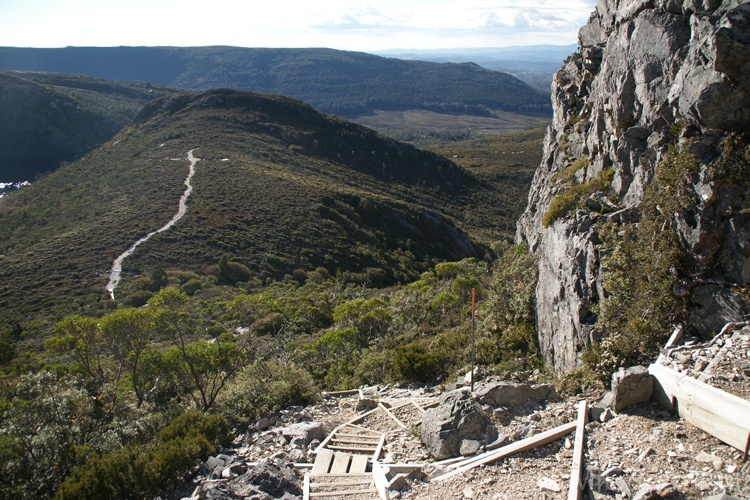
[98,308,157,408]
[48,315,104,382]
[150,288,245,411]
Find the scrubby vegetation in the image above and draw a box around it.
[0,70,177,182]
[0,250,542,499]
[542,164,615,227]
[584,144,703,381]
[0,86,548,498]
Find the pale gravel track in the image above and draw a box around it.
[105,149,200,299]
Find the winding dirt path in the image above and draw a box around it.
[105,149,200,299]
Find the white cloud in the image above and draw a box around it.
[0,0,598,49]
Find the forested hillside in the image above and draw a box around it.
[0,86,546,500]
[0,46,551,118]
[0,70,177,182]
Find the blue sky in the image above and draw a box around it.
[0,0,598,50]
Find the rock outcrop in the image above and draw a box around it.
[421,389,494,459]
[517,0,750,371]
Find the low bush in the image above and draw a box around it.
[54,412,232,500]
[214,360,319,429]
[542,167,614,227]
[589,145,698,381]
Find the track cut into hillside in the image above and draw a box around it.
[105,149,200,299]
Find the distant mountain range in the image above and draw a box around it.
[373,45,578,91]
[0,46,552,117]
[0,46,553,181]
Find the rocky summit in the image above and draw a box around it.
[516,0,750,371]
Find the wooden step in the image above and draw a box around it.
[330,452,352,474]
[310,489,377,497]
[331,437,381,445]
[311,448,334,475]
[349,453,369,474]
[328,445,377,453]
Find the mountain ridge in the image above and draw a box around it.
[0,70,178,182]
[0,87,498,323]
[0,46,552,118]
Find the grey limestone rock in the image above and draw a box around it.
[421,389,494,460]
[474,380,556,407]
[279,421,325,447]
[516,0,750,372]
[611,365,654,412]
[232,459,301,499]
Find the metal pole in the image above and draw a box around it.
[471,287,476,393]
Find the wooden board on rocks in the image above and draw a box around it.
[649,362,750,453]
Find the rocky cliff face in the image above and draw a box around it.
[516,0,750,371]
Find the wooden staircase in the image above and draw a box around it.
[303,424,385,499]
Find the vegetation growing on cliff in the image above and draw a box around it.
[587,145,700,380]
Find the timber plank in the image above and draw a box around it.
[330,452,352,474]
[344,423,382,435]
[311,449,335,475]
[350,454,369,473]
[347,406,383,425]
[329,445,377,452]
[331,438,382,445]
[334,432,381,440]
[567,401,588,500]
[378,403,407,429]
[411,400,426,413]
[649,363,750,452]
[310,489,376,497]
[372,461,391,500]
[311,480,373,488]
[372,434,387,461]
[434,421,577,481]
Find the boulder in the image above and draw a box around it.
[689,285,748,339]
[279,422,325,447]
[231,459,301,499]
[474,381,556,408]
[421,389,494,460]
[611,366,653,412]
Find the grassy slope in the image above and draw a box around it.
[0,88,522,324]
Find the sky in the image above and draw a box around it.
[0,0,597,51]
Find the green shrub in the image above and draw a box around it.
[0,332,17,365]
[54,412,231,500]
[553,157,589,183]
[181,278,202,296]
[434,262,466,278]
[590,145,698,380]
[353,348,393,386]
[214,360,319,428]
[542,167,614,227]
[393,342,440,383]
[217,255,251,285]
[125,290,153,307]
